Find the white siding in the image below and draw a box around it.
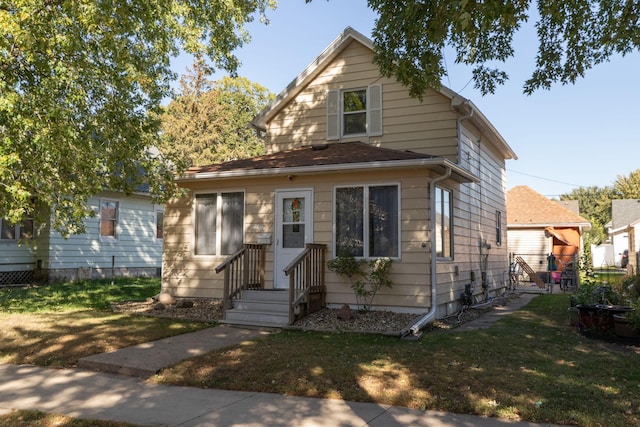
[44,192,162,273]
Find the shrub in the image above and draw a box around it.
[327,253,393,311]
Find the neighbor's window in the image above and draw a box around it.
[0,218,33,241]
[435,187,452,258]
[194,192,244,256]
[155,209,164,241]
[335,184,399,258]
[496,210,502,246]
[0,220,16,240]
[100,200,119,240]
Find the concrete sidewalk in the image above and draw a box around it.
[0,364,567,427]
[79,326,273,377]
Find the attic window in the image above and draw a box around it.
[327,84,382,140]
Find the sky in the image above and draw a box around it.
[171,1,640,199]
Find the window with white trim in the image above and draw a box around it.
[0,218,33,241]
[327,84,382,140]
[194,192,244,256]
[334,184,399,258]
[99,200,119,240]
[435,186,452,258]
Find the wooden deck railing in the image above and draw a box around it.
[283,243,327,324]
[215,244,266,309]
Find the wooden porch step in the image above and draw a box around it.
[222,289,289,327]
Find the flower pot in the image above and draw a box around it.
[613,313,639,339]
[567,306,579,326]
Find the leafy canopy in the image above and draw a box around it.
[0,0,275,235]
[159,61,274,168]
[362,0,640,98]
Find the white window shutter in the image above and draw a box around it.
[326,90,339,140]
[368,84,383,136]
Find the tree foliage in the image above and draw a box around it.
[614,169,640,199]
[362,0,640,98]
[159,61,274,168]
[0,0,275,235]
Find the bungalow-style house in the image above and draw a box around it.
[0,190,164,285]
[606,199,640,270]
[506,186,591,284]
[161,27,517,330]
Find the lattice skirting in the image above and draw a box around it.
[0,270,34,286]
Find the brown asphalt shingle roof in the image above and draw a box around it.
[507,186,591,227]
[186,142,437,174]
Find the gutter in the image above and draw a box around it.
[401,166,452,339]
[401,100,477,339]
[178,157,478,184]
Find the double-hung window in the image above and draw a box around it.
[327,84,382,139]
[334,184,399,258]
[100,200,119,241]
[0,219,33,241]
[194,192,244,256]
[435,186,452,259]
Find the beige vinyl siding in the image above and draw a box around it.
[265,40,459,162]
[163,169,439,311]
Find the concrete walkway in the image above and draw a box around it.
[0,364,566,427]
[78,326,273,377]
[0,292,570,426]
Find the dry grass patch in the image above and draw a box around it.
[0,409,142,426]
[153,295,640,427]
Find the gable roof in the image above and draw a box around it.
[179,142,478,183]
[250,27,517,161]
[611,199,640,230]
[507,186,591,229]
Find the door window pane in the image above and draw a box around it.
[283,197,305,248]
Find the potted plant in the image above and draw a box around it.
[614,298,640,339]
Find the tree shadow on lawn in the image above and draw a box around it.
[152,295,640,427]
[0,311,207,368]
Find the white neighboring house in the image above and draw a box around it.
[0,190,164,285]
[606,199,640,269]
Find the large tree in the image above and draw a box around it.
[0,0,275,235]
[363,0,640,98]
[614,169,640,199]
[159,62,274,168]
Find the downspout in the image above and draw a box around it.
[401,166,452,339]
[401,100,474,339]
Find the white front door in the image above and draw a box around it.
[274,189,313,288]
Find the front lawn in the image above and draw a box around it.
[0,278,209,367]
[152,294,640,427]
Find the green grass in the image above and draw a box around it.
[153,294,640,427]
[0,277,162,312]
[0,278,210,367]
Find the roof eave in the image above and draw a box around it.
[177,157,479,184]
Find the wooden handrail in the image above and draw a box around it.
[284,243,326,324]
[216,244,267,309]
